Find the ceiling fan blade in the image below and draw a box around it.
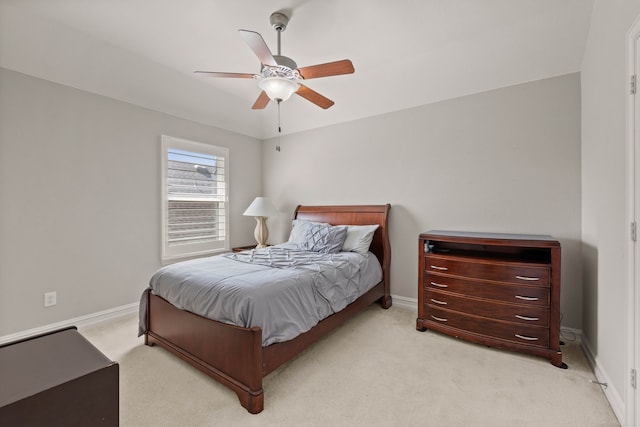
[252,91,270,110]
[238,30,278,66]
[194,71,256,78]
[295,85,335,109]
[297,59,354,80]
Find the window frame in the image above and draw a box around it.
[160,135,229,262]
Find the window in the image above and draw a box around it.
[161,135,229,261]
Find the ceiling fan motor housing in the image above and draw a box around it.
[260,60,300,80]
[273,55,297,71]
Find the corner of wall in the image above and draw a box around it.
[581,335,625,425]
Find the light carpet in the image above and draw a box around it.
[80,305,619,426]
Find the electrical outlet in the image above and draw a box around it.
[44,291,57,307]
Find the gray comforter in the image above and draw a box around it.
[138,245,382,346]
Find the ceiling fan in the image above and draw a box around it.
[195,11,354,110]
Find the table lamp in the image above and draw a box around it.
[243,197,279,248]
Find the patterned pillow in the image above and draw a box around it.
[299,223,348,254]
[287,219,329,244]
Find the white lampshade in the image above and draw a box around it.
[258,77,299,102]
[243,197,279,218]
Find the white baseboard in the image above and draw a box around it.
[0,301,139,345]
[581,336,625,425]
[391,294,417,311]
[560,325,583,343]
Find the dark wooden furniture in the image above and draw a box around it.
[416,231,565,368]
[0,326,119,426]
[231,244,271,252]
[145,204,392,414]
[232,245,257,252]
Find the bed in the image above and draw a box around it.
[141,204,391,414]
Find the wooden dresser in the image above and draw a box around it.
[416,230,565,368]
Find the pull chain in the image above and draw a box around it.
[275,100,282,152]
[277,100,282,134]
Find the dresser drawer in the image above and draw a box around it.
[424,273,549,307]
[425,289,549,326]
[426,306,550,348]
[425,254,550,286]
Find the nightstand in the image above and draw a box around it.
[232,245,271,252]
[232,245,257,252]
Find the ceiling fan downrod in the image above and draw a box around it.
[270,12,289,56]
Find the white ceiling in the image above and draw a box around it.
[0,0,594,139]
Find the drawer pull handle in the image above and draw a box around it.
[430,298,448,305]
[515,334,539,341]
[430,265,448,271]
[431,315,448,322]
[515,315,539,321]
[515,295,539,301]
[515,275,540,281]
[430,281,448,288]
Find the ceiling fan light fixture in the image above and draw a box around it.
[259,77,299,102]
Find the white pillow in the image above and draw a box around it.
[342,224,379,254]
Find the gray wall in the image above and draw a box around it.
[0,67,263,336]
[263,73,583,329]
[581,0,640,416]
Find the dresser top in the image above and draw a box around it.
[420,230,559,246]
[0,327,115,406]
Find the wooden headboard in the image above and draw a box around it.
[294,204,391,297]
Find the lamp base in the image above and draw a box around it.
[253,216,269,248]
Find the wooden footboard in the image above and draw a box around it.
[146,291,264,413]
[145,204,392,414]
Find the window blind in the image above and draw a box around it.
[167,150,226,246]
